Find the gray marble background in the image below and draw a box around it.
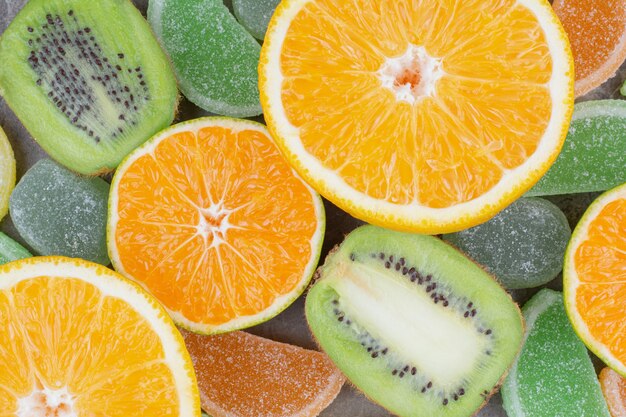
[1,1,624,416]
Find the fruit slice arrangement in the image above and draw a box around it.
[564,182,626,376]
[501,289,610,417]
[183,330,345,417]
[553,0,626,97]
[0,0,178,175]
[108,118,324,334]
[306,225,523,417]
[0,257,200,416]
[260,0,574,234]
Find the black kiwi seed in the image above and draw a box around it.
[443,398,449,406]
[411,367,416,375]
[385,262,391,269]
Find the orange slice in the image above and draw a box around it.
[108,117,325,334]
[553,0,626,97]
[564,182,626,376]
[0,256,200,416]
[601,367,626,417]
[259,0,574,234]
[182,330,345,417]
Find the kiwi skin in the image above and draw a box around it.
[0,0,178,175]
[305,225,524,417]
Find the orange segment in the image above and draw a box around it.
[553,0,626,97]
[600,367,626,417]
[108,118,324,334]
[182,330,345,417]
[0,257,199,416]
[565,183,626,377]
[260,0,573,233]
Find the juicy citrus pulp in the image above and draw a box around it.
[553,0,626,97]
[0,257,200,416]
[0,126,16,222]
[564,182,626,376]
[108,117,324,334]
[182,330,345,417]
[260,0,574,233]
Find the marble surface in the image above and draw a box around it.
[1,1,623,416]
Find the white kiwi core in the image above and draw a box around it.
[330,261,488,387]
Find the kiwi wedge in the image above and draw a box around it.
[0,0,177,175]
[305,226,524,417]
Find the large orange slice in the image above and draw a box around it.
[259,0,574,234]
[0,256,200,416]
[108,117,324,334]
[553,0,626,97]
[182,330,345,417]
[564,182,626,376]
[601,367,626,417]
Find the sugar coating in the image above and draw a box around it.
[148,0,262,117]
[501,289,610,417]
[9,159,110,265]
[182,330,344,417]
[0,232,32,265]
[232,0,280,40]
[528,100,626,196]
[443,198,571,290]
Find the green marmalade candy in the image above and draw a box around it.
[528,100,626,196]
[149,0,262,117]
[502,289,610,417]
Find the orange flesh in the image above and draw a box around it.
[0,276,178,415]
[114,126,319,327]
[574,198,626,363]
[600,367,626,417]
[182,330,345,417]
[279,0,553,208]
[553,0,626,87]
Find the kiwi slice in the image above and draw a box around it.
[0,0,178,175]
[305,226,524,417]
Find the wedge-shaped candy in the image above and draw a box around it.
[149,0,262,117]
[232,0,280,40]
[182,330,344,417]
[443,198,571,289]
[0,232,32,264]
[528,100,626,196]
[502,289,610,417]
[10,159,110,264]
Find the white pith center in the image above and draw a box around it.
[377,44,444,105]
[197,203,233,248]
[331,262,487,387]
[18,386,76,417]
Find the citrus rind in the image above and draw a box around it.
[0,256,201,416]
[259,0,575,234]
[108,117,325,334]
[564,182,626,377]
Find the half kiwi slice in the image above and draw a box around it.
[0,0,178,175]
[305,225,524,417]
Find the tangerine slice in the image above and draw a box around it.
[601,367,626,417]
[182,330,345,417]
[259,0,574,234]
[108,117,324,334]
[564,182,626,376]
[553,0,626,97]
[0,257,199,416]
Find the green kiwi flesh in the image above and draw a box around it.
[305,225,524,417]
[0,0,178,175]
